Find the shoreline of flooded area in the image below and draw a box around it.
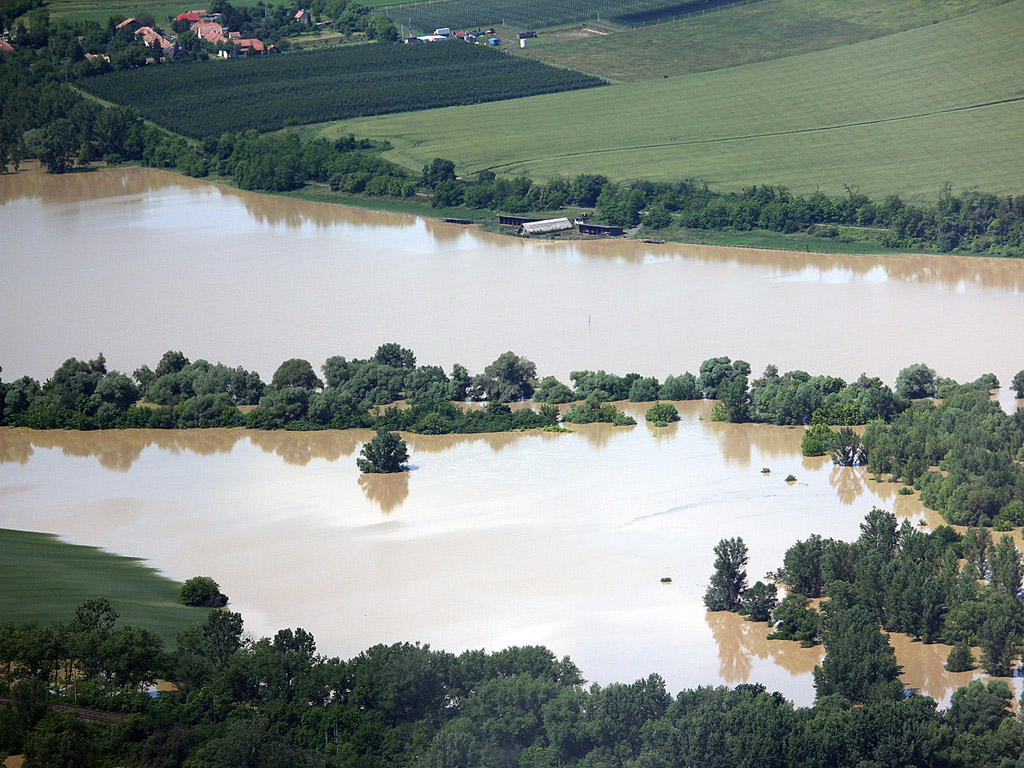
[4,165,1024,708]
[4,165,1024,394]
[0,402,1002,707]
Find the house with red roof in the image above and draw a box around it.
[135,26,176,58]
[116,17,142,33]
[0,39,14,53]
[294,9,310,25]
[234,38,265,55]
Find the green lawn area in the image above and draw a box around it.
[0,528,211,646]
[321,1,1024,200]
[516,0,1013,81]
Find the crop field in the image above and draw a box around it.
[43,0,262,22]
[0,529,209,646]
[79,43,605,139]
[321,1,1024,200]
[382,0,755,34]
[517,0,1015,81]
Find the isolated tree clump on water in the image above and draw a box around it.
[357,428,410,473]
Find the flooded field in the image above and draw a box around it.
[3,165,1024,706]
[0,401,991,707]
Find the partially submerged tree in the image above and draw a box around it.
[703,537,749,612]
[357,429,409,474]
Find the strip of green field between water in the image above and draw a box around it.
[0,528,210,646]
[323,1,1024,199]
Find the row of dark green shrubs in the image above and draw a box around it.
[5,588,1024,768]
[425,158,1024,256]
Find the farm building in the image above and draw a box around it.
[498,214,540,226]
[294,9,311,25]
[521,217,572,235]
[577,221,624,236]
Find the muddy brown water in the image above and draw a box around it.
[3,165,1023,705]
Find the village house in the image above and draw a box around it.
[294,9,311,26]
[115,17,142,33]
[173,10,206,24]
[0,39,14,53]
[135,26,176,58]
[191,19,227,44]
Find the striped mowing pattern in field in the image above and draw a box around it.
[382,0,757,32]
[325,0,1024,200]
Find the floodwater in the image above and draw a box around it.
[0,402,997,707]
[4,165,1024,400]
[3,165,1024,706]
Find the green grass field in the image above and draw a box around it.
[517,0,1013,81]
[0,529,211,646]
[320,1,1024,199]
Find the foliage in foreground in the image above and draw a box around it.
[6,592,1024,768]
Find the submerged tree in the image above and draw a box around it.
[357,429,409,474]
[703,537,749,612]
[830,427,866,466]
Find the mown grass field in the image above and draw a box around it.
[0,528,210,646]
[517,0,1014,81]
[321,1,1024,199]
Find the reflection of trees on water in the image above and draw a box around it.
[703,422,804,466]
[829,465,868,506]
[247,430,361,465]
[706,610,754,683]
[706,610,823,685]
[566,238,1024,294]
[0,429,34,465]
[0,163,209,206]
[237,186,418,231]
[0,428,247,472]
[645,420,680,442]
[359,471,410,514]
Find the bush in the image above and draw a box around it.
[357,428,410,473]
[645,402,679,425]
[945,641,975,673]
[801,423,835,457]
[179,576,228,607]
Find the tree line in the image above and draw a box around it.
[706,507,1024,706]
[7,349,1024,534]
[424,162,1024,256]
[6,593,1024,768]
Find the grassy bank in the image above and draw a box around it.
[0,528,210,646]
[322,2,1024,199]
